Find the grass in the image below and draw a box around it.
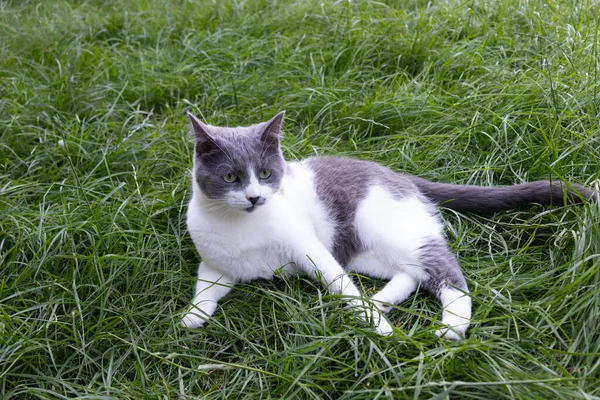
[1,0,599,398]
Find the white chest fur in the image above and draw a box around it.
[186,161,336,282]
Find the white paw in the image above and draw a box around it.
[347,300,394,336]
[180,312,207,329]
[369,310,394,336]
[435,326,466,341]
[372,301,392,315]
[375,318,394,336]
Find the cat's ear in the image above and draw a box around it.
[261,111,285,142]
[187,112,217,153]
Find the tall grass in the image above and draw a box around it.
[1,0,599,398]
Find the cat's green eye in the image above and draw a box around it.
[258,169,272,179]
[223,173,237,183]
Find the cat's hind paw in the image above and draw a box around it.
[180,312,207,329]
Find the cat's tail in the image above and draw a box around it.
[412,178,598,214]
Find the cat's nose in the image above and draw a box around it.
[247,196,260,205]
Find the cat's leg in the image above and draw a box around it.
[419,238,471,341]
[295,243,394,336]
[181,261,235,328]
[370,273,418,314]
[435,284,471,340]
[353,189,471,339]
[349,254,419,314]
[363,239,471,340]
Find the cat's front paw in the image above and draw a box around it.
[375,318,394,336]
[435,326,466,341]
[180,312,207,329]
[369,310,394,336]
[373,301,392,315]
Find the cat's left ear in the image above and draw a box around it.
[187,112,211,141]
[261,111,285,142]
[187,112,220,154]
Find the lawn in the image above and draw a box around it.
[1,0,599,398]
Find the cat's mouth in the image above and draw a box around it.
[245,201,268,212]
[245,204,260,213]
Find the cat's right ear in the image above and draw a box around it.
[187,112,217,153]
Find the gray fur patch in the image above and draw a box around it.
[417,238,468,295]
[307,156,423,265]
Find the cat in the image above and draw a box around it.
[180,111,596,340]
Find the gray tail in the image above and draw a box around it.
[412,178,597,214]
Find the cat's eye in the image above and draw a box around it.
[258,169,272,179]
[223,173,238,183]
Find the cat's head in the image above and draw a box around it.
[188,111,286,214]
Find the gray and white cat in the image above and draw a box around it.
[181,111,596,340]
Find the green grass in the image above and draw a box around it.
[1,0,599,398]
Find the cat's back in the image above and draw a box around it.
[301,156,428,264]
[304,156,420,207]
